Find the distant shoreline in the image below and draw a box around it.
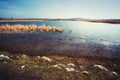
[0,19,120,24]
[85,19,120,24]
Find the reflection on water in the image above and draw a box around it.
[0,21,120,58]
[0,21,120,44]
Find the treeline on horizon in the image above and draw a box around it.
[0,17,120,20]
[0,17,120,24]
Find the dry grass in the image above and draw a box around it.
[0,51,119,80]
[0,24,64,33]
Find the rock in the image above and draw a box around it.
[37,56,40,59]
[57,64,67,68]
[21,65,25,69]
[94,64,108,71]
[53,64,59,67]
[22,54,26,58]
[0,54,10,60]
[67,63,75,67]
[111,71,118,75]
[65,68,75,72]
[4,56,10,59]
[52,63,67,69]
[79,65,84,69]
[41,56,52,62]
[0,54,4,58]
[16,56,19,59]
[52,64,62,69]
[0,57,3,60]
[81,71,89,75]
[75,70,80,72]
[3,61,8,64]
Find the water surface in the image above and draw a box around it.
[0,21,120,58]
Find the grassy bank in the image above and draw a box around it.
[0,51,119,80]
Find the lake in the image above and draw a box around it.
[0,21,120,58]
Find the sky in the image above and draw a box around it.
[0,0,120,19]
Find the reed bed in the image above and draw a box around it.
[0,24,64,33]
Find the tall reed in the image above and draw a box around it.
[0,24,64,33]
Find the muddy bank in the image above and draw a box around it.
[0,33,120,59]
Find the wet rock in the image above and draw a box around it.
[94,64,108,71]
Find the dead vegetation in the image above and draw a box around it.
[0,51,119,80]
[0,24,64,33]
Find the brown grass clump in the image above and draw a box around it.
[0,24,64,33]
[39,24,64,32]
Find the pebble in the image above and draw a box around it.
[16,56,19,59]
[79,65,84,69]
[0,57,3,60]
[22,54,26,58]
[52,64,62,69]
[111,71,118,75]
[57,63,67,68]
[41,56,52,62]
[0,54,10,60]
[65,68,75,72]
[37,56,40,59]
[21,65,25,69]
[81,71,89,75]
[94,64,108,71]
[53,63,68,69]
[67,63,75,67]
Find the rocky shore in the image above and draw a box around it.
[0,51,119,80]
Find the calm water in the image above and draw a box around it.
[0,21,120,45]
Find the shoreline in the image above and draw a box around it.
[0,19,120,24]
[0,33,120,59]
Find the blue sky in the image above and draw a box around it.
[0,0,120,19]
